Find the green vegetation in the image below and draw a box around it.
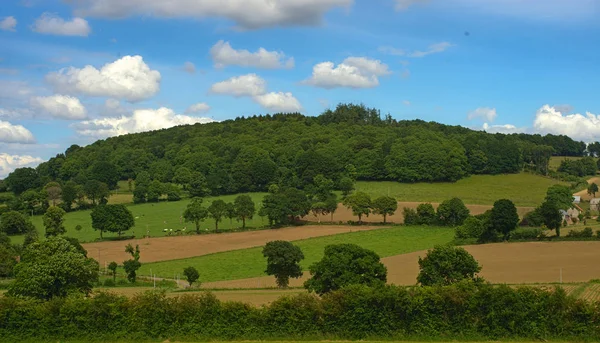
[549,156,583,170]
[417,245,482,286]
[356,173,565,206]
[262,240,304,288]
[140,226,454,280]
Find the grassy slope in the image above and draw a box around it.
[139,226,454,281]
[356,173,565,207]
[549,156,583,170]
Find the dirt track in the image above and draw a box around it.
[202,241,600,288]
[574,177,600,201]
[82,225,381,265]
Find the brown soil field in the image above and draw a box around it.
[82,225,381,266]
[574,177,600,201]
[202,241,600,288]
[310,202,534,224]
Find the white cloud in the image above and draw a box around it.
[0,16,17,31]
[395,0,429,11]
[0,81,33,99]
[482,123,525,134]
[210,74,267,97]
[403,100,411,106]
[0,153,44,178]
[378,46,406,56]
[30,95,87,120]
[253,92,302,112]
[72,107,215,138]
[67,0,352,29]
[185,102,210,114]
[46,55,161,102]
[468,107,497,122]
[210,40,294,69]
[183,61,196,74]
[32,13,91,36]
[303,57,391,89]
[0,120,35,144]
[533,105,600,142]
[409,42,454,57]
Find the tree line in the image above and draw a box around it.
[3,103,597,203]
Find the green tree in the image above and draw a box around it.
[90,161,120,189]
[183,198,208,234]
[165,183,181,201]
[234,195,256,229]
[545,184,574,210]
[417,245,482,286]
[208,199,227,232]
[455,216,485,239]
[123,244,141,283]
[0,235,17,277]
[588,183,599,198]
[259,188,311,226]
[304,244,387,295]
[0,211,35,235]
[43,206,67,237]
[183,266,200,287]
[146,180,163,202]
[342,191,372,223]
[371,196,397,223]
[7,237,99,299]
[189,172,210,197]
[437,198,470,226]
[489,199,520,241]
[108,261,118,282]
[91,204,135,238]
[338,176,355,198]
[173,167,192,190]
[84,180,110,206]
[539,200,563,237]
[61,181,78,211]
[4,167,40,195]
[262,240,304,288]
[44,182,62,206]
[416,203,437,225]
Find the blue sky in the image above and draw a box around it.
[0,0,599,177]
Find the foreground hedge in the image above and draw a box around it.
[1,281,599,342]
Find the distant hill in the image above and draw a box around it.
[3,103,588,196]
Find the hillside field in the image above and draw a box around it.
[137,226,454,281]
[549,156,583,170]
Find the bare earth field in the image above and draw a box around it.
[82,225,381,265]
[311,202,535,224]
[202,241,600,288]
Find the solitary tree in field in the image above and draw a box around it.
[588,183,599,198]
[123,244,141,283]
[489,199,519,241]
[372,196,398,223]
[90,204,135,238]
[43,206,66,237]
[417,245,482,286]
[183,198,208,234]
[208,199,228,232]
[539,200,563,237]
[304,244,387,295]
[183,266,200,287]
[108,261,118,282]
[262,240,304,288]
[234,195,256,229]
[342,191,371,223]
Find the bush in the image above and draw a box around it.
[567,227,594,238]
[520,210,544,227]
[455,216,485,239]
[402,207,419,225]
[510,228,542,240]
[416,203,436,224]
[103,279,116,287]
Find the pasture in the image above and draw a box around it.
[137,226,454,281]
[549,156,582,170]
[356,173,565,207]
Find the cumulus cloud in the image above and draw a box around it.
[0,120,36,144]
[533,105,600,142]
[32,13,91,36]
[0,16,17,31]
[66,0,352,29]
[210,74,267,97]
[0,81,33,99]
[46,55,160,102]
[395,0,429,11]
[253,92,302,112]
[30,95,87,120]
[73,107,216,138]
[303,57,391,89]
[0,153,44,178]
[210,40,294,69]
[183,61,196,74]
[482,123,525,134]
[468,107,497,122]
[185,102,210,114]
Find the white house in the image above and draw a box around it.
[573,195,581,204]
[591,198,600,212]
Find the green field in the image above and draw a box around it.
[356,173,565,207]
[139,225,454,281]
[11,192,267,244]
[549,156,583,170]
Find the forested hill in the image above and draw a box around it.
[3,103,589,196]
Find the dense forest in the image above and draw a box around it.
[2,103,597,199]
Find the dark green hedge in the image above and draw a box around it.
[0,282,598,342]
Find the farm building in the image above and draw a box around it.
[591,198,600,211]
[573,195,581,204]
[560,208,580,223]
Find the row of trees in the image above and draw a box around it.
[557,156,599,177]
[184,195,256,233]
[4,103,596,200]
[403,198,471,227]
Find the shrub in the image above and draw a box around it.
[567,227,594,238]
[103,279,116,287]
[416,203,436,224]
[455,216,485,239]
[510,228,542,240]
[402,207,419,225]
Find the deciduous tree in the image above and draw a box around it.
[43,206,66,237]
[417,245,482,286]
[208,199,227,232]
[123,244,141,283]
[437,198,470,226]
[371,196,398,223]
[539,200,563,237]
[342,192,371,223]
[183,266,200,287]
[588,183,598,198]
[234,195,256,229]
[262,240,304,288]
[91,204,135,238]
[489,199,519,241]
[0,211,35,235]
[184,198,208,234]
[108,261,118,282]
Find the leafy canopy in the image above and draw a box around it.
[262,240,304,288]
[417,245,482,286]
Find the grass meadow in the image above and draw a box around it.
[138,225,454,281]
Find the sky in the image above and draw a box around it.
[0,0,599,178]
